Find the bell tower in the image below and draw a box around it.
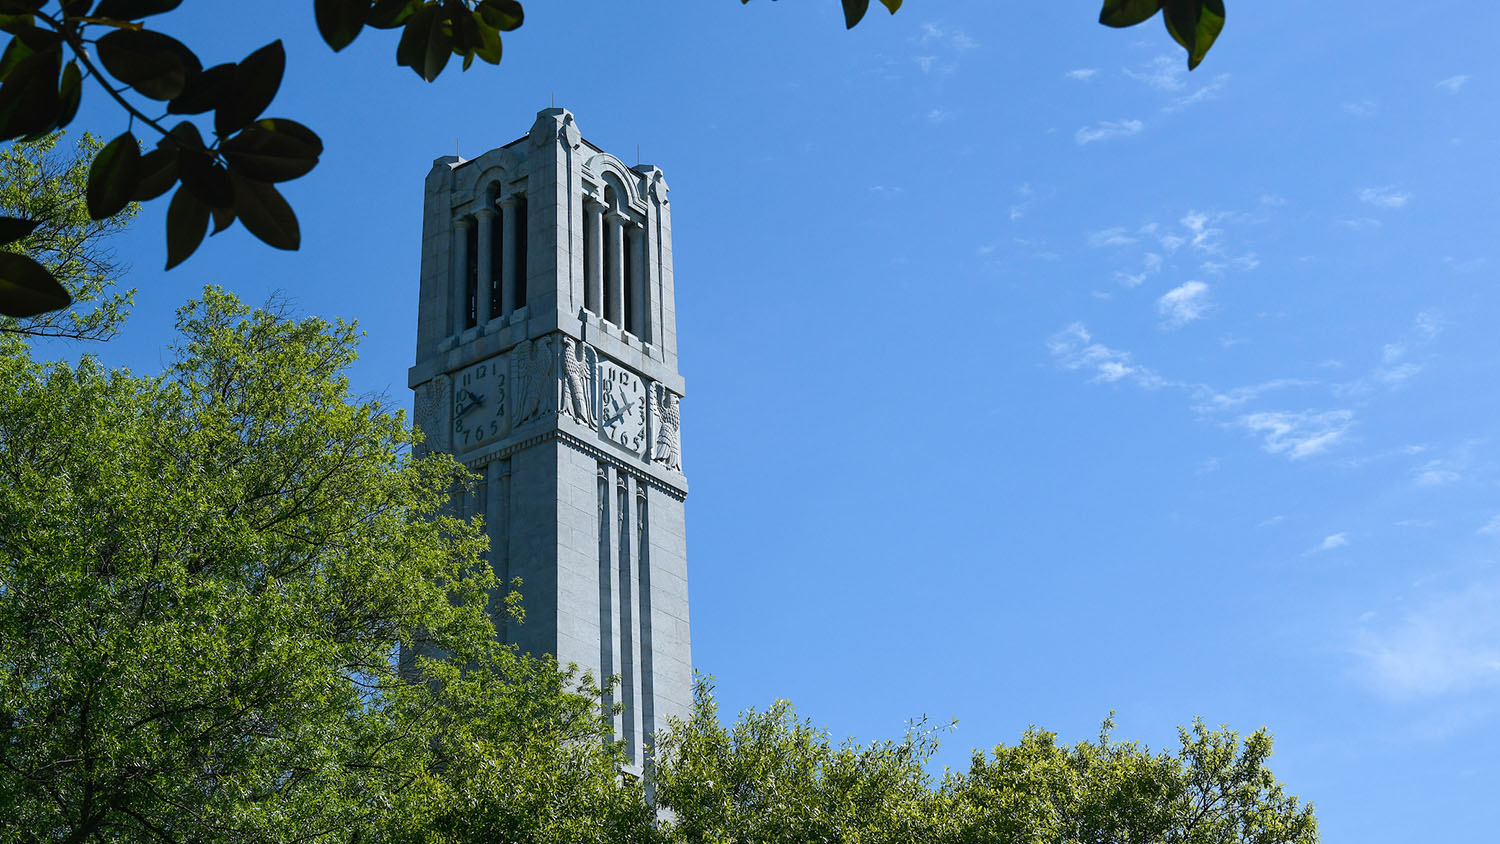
[408,108,690,776]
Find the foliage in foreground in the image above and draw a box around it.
[657,679,1318,844]
[0,288,647,844]
[0,0,1223,319]
[0,132,134,341]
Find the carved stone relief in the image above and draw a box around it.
[510,336,555,428]
[559,336,596,429]
[652,385,681,472]
[414,373,452,453]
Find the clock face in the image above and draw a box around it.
[451,353,508,451]
[598,361,646,455]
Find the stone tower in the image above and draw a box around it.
[408,108,690,776]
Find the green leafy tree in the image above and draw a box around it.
[0,0,1224,320]
[0,131,134,340]
[656,681,1316,844]
[0,288,652,844]
[943,716,1318,844]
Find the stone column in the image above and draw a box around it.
[584,196,606,317]
[627,221,646,339]
[474,206,496,326]
[452,215,472,334]
[499,195,521,321]
[605,210,626,327]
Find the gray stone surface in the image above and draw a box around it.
[409,108,691,773]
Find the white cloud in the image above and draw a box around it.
[1065,68,1098,81]
[1239,410,1353,459]
[1125,55,1186,92]
[1354,580,1500,699]
[1088,227,1138,248]
[1341,99,1378,117]
[950,31,979,52]
[914,55,936,73]
[927,108,953,123]
[1164,74,1229,112]
[1479,515,1500,536]
[1047,323,1168,389]
[1414,459,1461,487]
[1319,532,1349,551]
[1360,186,1411,209]
[1337,216,1382,230]
[1157,281,1210,328]
[1075,119,1143,146]
[1196,378,1315,412]
[1436,74,1470,94]
[868,185,903,196]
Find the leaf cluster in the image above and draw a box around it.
[1099,0,1226,69]
[0,1,526,320]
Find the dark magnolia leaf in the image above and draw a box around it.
[59,0,93,17]
[476,0,521,32]
[841,0,868,29]
[177,150,231,208]
[0,251,69,317]
[229,172,298,250]
[0,0,45,14]
[1188,0,1225,68]
[161,117,205,151]
[1099,0,1160,27]
[877,0,900,11]
[55,59,80,128]
[315,0,370,51]
[220,119,322,183]
[132,147,178,200]
[368,0,418,29]
[214,40,284,135]
[0,48,61,142]
[1162,0,1223,68]
[86,130,140,219]
[93,0,182,20]
[447,0,481,54]
[96,28,202,100]
[167,62,234,114]
[164,183,208,269]
[0,215,39,244]
[471,15,501,65]
[396,4,450,82]
[210,202,234,234]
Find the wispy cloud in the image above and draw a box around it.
[1047,323,1169,389]
[913,21,977,74]
[1337,216,1382,231]
[1164,74,1229,112]
[1317,532,1349,552]
[1065,68,1098,81]
[1088,227,1138,248]
[1075,119,1144,146]
[1436,74,1470,94]
[1125,55,1186,92]
[1341,99,1378,117]
[1157,281,1210,328]
[1239,410,1353,459]
[1360,186,1411,209]
[927,108,953,123]
[1478,515,1500,536]
[1354,579,1500,699]
[868,185,903,196]
[1414,459,1461,487]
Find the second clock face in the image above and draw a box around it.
[598,361,646,455]
[452,354,507,451]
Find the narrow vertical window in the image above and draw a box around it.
[623,230,637,336]
[582,197,595,314]
[513,194,528,310]
[488,206,504,321]
[464,218,479,329]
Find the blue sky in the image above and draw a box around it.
[45,1,1500,840]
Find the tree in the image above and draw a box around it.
[655,680,1317,844]
[0,0,1225,320]
[0,288,653,844]
[0,131,134,341]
